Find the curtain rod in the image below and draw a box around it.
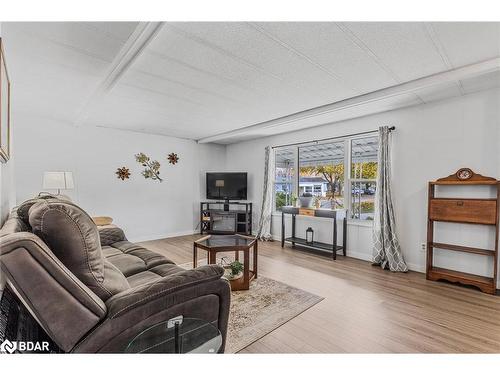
[271,126,395,149]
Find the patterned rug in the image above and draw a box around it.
[180,262,323,353]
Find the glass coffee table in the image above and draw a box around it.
[194,234,258,291]
[125,317,223,353]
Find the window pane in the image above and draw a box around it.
[351,136,379,179]
[298,141,345,209]
[274,148,295,211]
[351,181,376,220]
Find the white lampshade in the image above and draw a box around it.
[43,171,74,191]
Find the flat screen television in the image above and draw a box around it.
[206,172,247,200]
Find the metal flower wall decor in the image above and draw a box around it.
[135,152,163,182]
[167,152,179,165]
[116,167,131,180]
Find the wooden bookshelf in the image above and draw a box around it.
[426,168,499,294]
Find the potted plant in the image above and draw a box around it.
[290,193,298,207]
[299,192,314,208]
[221,257,244,280]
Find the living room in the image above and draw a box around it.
[1,0,500,372]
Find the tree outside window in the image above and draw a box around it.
[273,135,379,221]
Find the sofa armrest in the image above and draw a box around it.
[105,265,225,318]
[72,264,231,352]
[97,225,127,246]
[0,232,107,352]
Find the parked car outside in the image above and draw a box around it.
[352,187,363,195]
[364,187,376,195]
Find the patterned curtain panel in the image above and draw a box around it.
[256,146,274,241]
[372,126,408,272]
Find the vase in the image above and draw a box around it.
[299,196,313,208]
[223,266,243,281]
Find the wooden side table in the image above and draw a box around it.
[92,216,113,226]
[193,234,258,291]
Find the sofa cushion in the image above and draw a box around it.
[103,240,175,278]
[0,211,29,237]
[16,194,59,228]
[126,264,187,287]
[28,199,130,301]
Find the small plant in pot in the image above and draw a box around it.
[299,192,314,208]
[220,257,244,280]
[290,193,298,207]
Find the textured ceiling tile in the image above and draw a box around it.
[431,22,500,67]
[6,22,133,62]
[166,22,356,101]
[341,22,448,81]
[253,22,397,94]
[84,22,138,41]
[3,30,110,79]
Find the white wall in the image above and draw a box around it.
[10,85,500,285]
[14,115,226,241]
[0,23,16,226]
[226,89,500,284]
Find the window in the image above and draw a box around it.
[350,136,378,220]
[273,134,379,221]
[274,147,295,211]
[298,141,345,209]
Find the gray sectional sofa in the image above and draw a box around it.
[0,196,230,353]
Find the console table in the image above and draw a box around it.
[281,206,347,260]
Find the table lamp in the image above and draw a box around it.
[42,171,74,197]
[215,179,225,199]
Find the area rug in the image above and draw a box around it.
[180,262,323,353]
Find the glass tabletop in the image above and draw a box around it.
[196,234,255,248]
[125,317,222,354]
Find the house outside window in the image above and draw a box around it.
[273,134,379,221]
[299,141,345,209]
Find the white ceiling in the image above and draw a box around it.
[3,22,500,144]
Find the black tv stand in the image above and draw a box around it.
[200,201,252,235]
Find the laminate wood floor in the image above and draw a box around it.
[139,235,500,353]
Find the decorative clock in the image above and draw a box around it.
[456,168,473,180]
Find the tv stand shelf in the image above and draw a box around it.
[200,201,252,235]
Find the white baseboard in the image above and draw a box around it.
[271,234,425,273]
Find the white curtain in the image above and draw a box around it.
[372,126,408,272]
[256,146,274,241]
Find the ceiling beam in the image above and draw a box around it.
[197,57,500,144]
[74,22,164,126]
